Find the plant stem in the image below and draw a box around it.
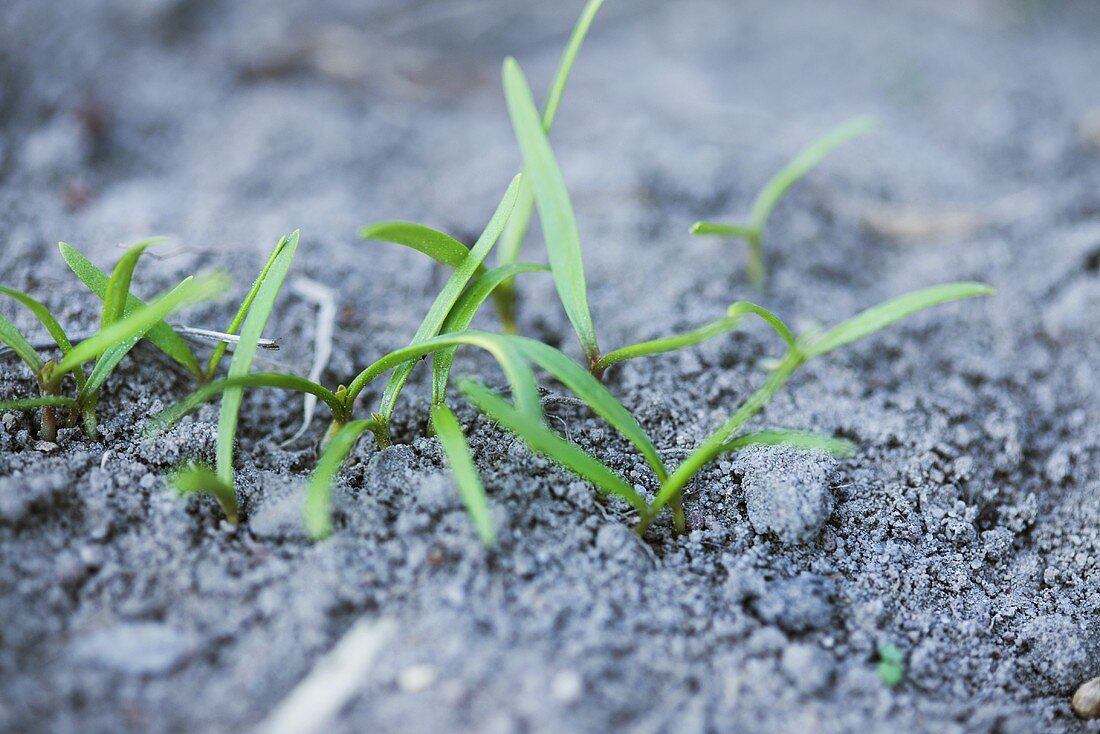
[746,230,764,287]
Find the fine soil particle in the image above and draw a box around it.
[2,1,1100,733]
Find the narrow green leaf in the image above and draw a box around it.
[360,222,478,271]
[304,418,375,540]
[0,395,79,411]
[59,242,203,378]
[102,237,165,330]
[596,315,741,372]
[804,281,995,358]
[217,231,299,485]
[511,337,667,482]
[459,379,650,517]
[689,222,757,239]
[431,403,495,545]
[171,464,239,525]
[56,273,229,375]
[432,262,549,404]
[497,0,605,273]
[376,175,523,424]
[0,313,44,376]
[720,429,856,456]
[205,236,291,379]
[749,116,877,232]
[0,286,76,354]
[345,330,541,423]
[0,286,86,393]
[594,301,797,372]
[147,372,341,436]
[503,57,600,366]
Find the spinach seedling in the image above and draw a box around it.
[0,240,226,440]
[458,282,992,536]
[691,116,877,285]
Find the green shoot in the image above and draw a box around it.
[60,241,204,379]
[640,282,993,531]
[217,232,299,486]
[459,378,651,519]
[359,222,477,270]
[495,0,605,332]
[504,57,601,370]
[1,251,226,441]
[691,116,877,285]
[368,176,523,438]
[304,418,375,539]
[877,643,905,687]
[204,236,294,380]
[430,403,495,545]
[431,262,549,406]
[171,464,239,525]
[719,429,856,456]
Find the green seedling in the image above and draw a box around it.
[170,463,239,525]
[457,282,992,536]
[502,56,817,388]
[0,240,226,441]
[877,643,905,687]
[493,0,606,333]
[691,116,877,286]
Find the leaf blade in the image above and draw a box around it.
[217,231,299,485]
[147,372,340,436]
[58,242,203,378]
[376,175,523,423]
[56,273,228,375]
[720,429,856,456]
[0,395,79,411]
[431,403,495,545]
[205,236,292,378]
[304,418,375,540]
[0,313,44,376]
[431,262,549,404]
[503,57,600,365]
[360,222,477,270]
[102,237,166,330]
[804,281,995,358]
[496,0,605,272]
[171,464,239,525]
[749,115,877,232]
[459,379,649,517]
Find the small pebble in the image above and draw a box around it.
[397,664,436,693]
[1073,677,1100,719]
[33,441,59,453]
[550,670,583,703]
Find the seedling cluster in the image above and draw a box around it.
[1,0,993,546]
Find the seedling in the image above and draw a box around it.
[502,56,828,389]
[0,239,226,441]
[876,643,905,686]
[691,116,877,285]
[457,282,992,536]
[493,0,606,334]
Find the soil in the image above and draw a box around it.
[2,1,1100,732]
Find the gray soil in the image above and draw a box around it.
[2,0,1099,732]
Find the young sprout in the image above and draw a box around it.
[215,231,299,488]
[503,56,812,388]
[0,240,226,441]
[494,0,606,334]
[876,643,905,687]
[359,176,523,444]
[453,282,991,537]
[691,116,877,285]
[171,463,238,525]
